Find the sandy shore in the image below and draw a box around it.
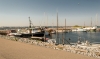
[0,38,98,59]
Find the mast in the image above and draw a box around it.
[47,15,48,27]
[57,12,58,32]
[62,18,66,45]
[96,14,98,26]
[29,17,31,28]
[65,18,66,32]
[29,17,32,34]
[56,12,59,44]
[84,21,85,28]
[44,12,46,27]
[91,17,92,27]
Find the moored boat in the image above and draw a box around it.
[72,28,87,32]
[19,27,45,38]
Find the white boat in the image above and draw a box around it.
[51,30,56,34]
[84,26,97,30]
[72,28,87,32]
[8,29,22,37]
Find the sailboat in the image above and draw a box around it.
[83,17,97,32]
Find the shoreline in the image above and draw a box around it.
[0,35,99,59]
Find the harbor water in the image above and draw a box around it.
[51,32,100,44]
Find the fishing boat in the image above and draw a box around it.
[20,27,45,38]
[15,17,45,38]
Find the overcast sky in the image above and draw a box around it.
[0,0,100,26]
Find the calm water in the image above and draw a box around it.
[51,32,100,44]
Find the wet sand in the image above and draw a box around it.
[0,38,98,59]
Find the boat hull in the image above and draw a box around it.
[72,28,87,32]
[15,32,44,38]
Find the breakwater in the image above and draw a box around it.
[0,35,100,59]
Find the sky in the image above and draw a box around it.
[0,0,100,26]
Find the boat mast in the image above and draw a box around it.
[44,12,45,27]
[84,21,85,28]
[56,12,59,44]
[62,18,66,45]
[57,12,58,31]
[91,17,92,27]
[47,15,48,27]
[29,17,32,34]
[65,18,66,32]
[96,14,98,26]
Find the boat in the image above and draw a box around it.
[20,27,45,38]
[51,30,56,34]
[14,17,45,38]
[7,29,21,37]
[72,28,87,32]
[83,26,97,32]
[0,30,9,35]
